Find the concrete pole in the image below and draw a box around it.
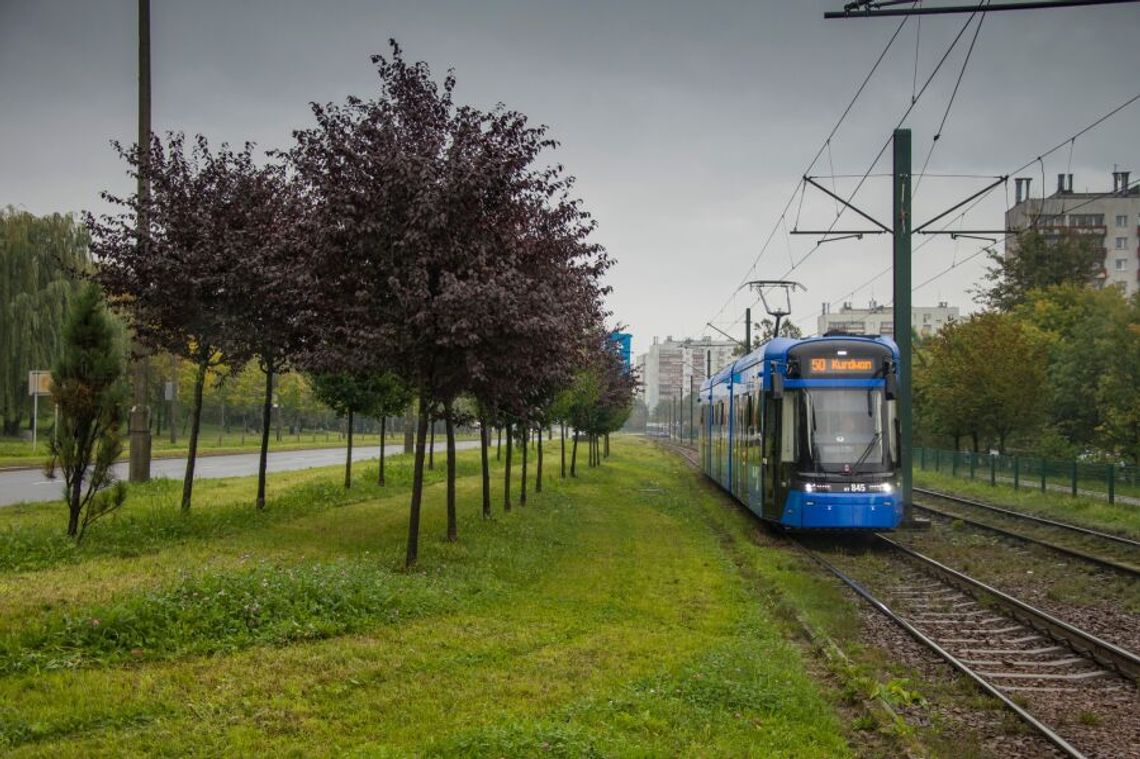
[128,0,153,482]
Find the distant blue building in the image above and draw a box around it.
[609,331,632,373]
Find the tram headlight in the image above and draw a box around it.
[803,482,831,493]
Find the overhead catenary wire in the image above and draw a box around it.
[697,10,915,334]
[703,11,1140,344]
[913,1,988,198]
[799,88,1140,333]
[776,3,985,282]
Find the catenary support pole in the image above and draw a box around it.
[893,128,914,524]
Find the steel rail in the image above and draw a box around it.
[663,438,1135,755]
[876,533,1140,682]
[914,502,1140,578]
[914,487,1140,549]
[800,544,1087,759]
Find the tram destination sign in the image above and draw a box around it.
[803,355,877,377]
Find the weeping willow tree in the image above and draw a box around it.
[0,208,91,435]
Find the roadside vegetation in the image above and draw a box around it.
[916,230,1140,469]
[914,469,1140,539]
[0,439,853,757]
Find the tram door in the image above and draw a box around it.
[762,393,781,521]
[747,386,762,512]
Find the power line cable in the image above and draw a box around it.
[913,2,988,197]
[777,3,985,280]
[696,10,915,332]
[798,89,1139,330]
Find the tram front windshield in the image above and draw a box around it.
[802,388,888,473]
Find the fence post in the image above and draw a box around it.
[1013,456,1020,491]
[990,455,996,487]
[920,447,926,470]
[1041,458,1047,493]
[969,452,976,481]
[952,450,958,477]
[1108,465,1115,505]
[935,448,941,473]
[1071,461,1078,497]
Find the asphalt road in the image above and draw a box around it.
[0,441,480,507]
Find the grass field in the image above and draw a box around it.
[0,438,852,757]
[0,427,482,469]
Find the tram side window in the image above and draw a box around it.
[763,396,777,461]
[780,394,798,463]
[886,398,899,465]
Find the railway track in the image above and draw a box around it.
[658,441,1140,757]
[805,537,1140,758]
[913,487,1140,578]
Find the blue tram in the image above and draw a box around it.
[698,335,903,529]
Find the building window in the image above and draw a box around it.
[1070,214,1105,227]
[1116,258,1128,271]
[1116,237,1128,250]
[1117,214,1129,227]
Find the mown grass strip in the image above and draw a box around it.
[0,438,853,757]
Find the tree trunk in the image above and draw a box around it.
[256,364,273,510]
[536,425,543,494]
[344,408,354,489]
[571,429,579,477]
[971,430,979,453]
[560,422,566,478]
[497,426,502,461]
[480,416,491,519]
[67,477,82,537]
[520,425,528,506]
[605,433,610,458]
[403,400,415,454]
[169,354,178,444]
[503,422,513,511]
[180,357,207,512]
[405,398,430,568]
[378,416,386,486]
[446,406,457,542]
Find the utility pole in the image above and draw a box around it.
[128,0,152,483]
[893,129,914,523]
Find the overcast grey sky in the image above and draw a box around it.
[2,1,1138,357]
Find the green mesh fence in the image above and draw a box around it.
[915,446,1138,506]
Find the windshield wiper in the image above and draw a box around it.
[851,432,882,474]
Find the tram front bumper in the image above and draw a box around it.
[781,490,902,529]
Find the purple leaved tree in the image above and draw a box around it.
[90,134,257,512]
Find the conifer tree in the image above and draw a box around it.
[46,284,126,539]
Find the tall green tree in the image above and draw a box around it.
[977,229,1104,312]
[45,285,126,539]
[311,372,404,489]
[0,209,90,435]
[919,313,1048,452]
[1014,284,1140,460]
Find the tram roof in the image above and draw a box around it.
[702,334,899,393]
